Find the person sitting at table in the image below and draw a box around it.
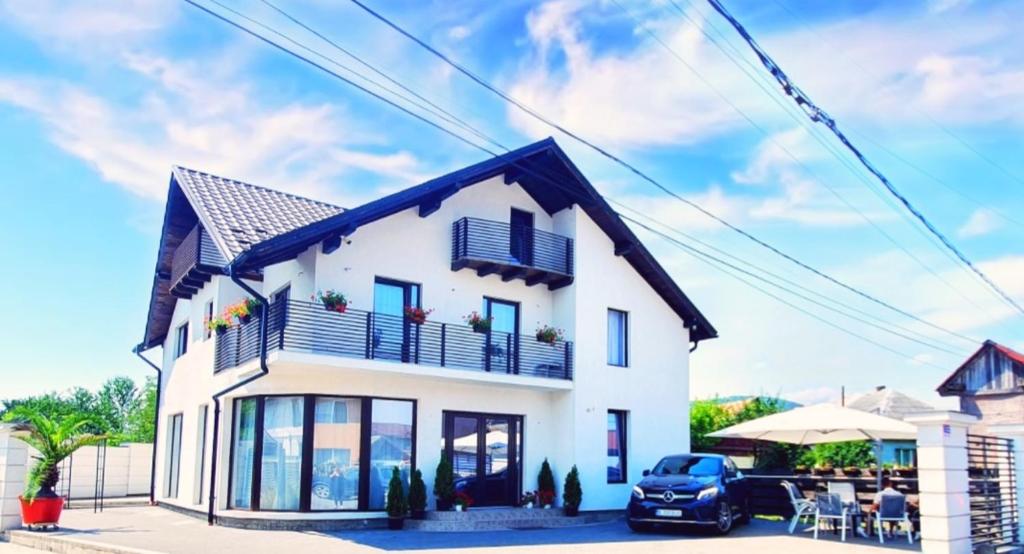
[870,477,920,540]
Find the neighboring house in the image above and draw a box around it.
[136,139,717,523]
[846,386,933,466]
[938,340,1024,433]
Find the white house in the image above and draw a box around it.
[135,139,717,525]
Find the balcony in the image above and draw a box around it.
[451,217,574,290]
[214,300,574,381]
[169,224,228,298]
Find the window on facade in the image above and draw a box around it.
[230,398,257,509]
[193,405,208,504]
[607,309,628,366]
[311,397,361,511]
[174,323,188,359]
[894,448,915,467]
[260,396,305,511]
[368,399,414,510]
[607,410,627,483]
[204,301,214,340]
[164,413,183,498]
[231,395,415,512]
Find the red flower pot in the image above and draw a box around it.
[20,496,64,527]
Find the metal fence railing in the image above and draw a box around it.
[967,434,1019,549]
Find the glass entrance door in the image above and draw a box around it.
[442,411,522,507]
[373,278,420,362]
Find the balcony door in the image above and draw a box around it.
[484,298,519,373]
[373,278,420,362]
[443,411,522,507]
[509,208,534,266]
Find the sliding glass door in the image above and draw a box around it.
[373,278,421,362]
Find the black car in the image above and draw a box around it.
[626,453,751,534]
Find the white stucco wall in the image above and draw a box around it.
[152,172,696,515]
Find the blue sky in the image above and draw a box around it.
[1,0,1021,408]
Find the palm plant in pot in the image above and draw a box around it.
[385,466,408,530]
[5,409,107,529]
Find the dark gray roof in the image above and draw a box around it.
[847,388,933,420]
[172,166,343,260]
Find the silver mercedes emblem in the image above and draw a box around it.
[662,491,675,503]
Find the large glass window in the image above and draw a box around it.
[368,399,414,509]
[164,413,183,498]
[193,405,208,504]
[607,309,628,366]
[231,398,257,509]
[174,323,188,359]
[311,398,361,511]
[230,395,415,512]
[260,396,305,511]
[607,410,627,483]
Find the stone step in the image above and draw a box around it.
[8,530,157,554]
[424,507,569,522]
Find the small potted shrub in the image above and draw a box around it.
[314,290,349,313]
[464,311,491,333]
[538,458,556,508]
[5,409,107,529]
[842,466,862,477]
[385,466,407,530]
[812,465,835,476]
[433,454,455,511]
[521,490,537,509]
[562,465,582,517]
[453,491,473,512]
[205,315,231,336]
[534,324,563,345]
[794,465,810,475]
[404,306,433,325]
[408,469,427,520]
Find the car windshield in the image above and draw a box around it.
[652,456,722,476]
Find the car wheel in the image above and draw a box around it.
[312,483,331,499]
[627,520,651,533]
[715,501,734,535]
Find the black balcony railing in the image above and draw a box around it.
[214,300,573,381]
[170,224,227,298]
[451,217,573,288]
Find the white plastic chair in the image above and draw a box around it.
[781,481,815,534]
[876,494,913,544]
[814,493,849,542]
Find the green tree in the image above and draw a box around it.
[123,378,157,443]
[802,441,875,468]
[3,407,108,499]
[689,399,734,451]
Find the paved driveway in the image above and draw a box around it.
[9,506,919,554]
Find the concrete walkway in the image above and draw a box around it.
[7,506,921,553]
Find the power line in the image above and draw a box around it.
[620,213,959,371]
[705,0,1023,316]
[614,0,988,313]
[339,0,990,342]
[769,0,1024,189]
[183,0,979,360]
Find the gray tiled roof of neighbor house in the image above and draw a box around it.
[846,387,934,420]
[172,166,344,260]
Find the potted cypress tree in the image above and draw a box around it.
[562,465,582,517]
[433,453,455,511]
[385,467,407,530]
[408,469,427,520]
[5,409,107,530]
[538,458,556,508]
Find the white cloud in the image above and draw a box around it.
[958,208,1002,238]
[448,25,472,41]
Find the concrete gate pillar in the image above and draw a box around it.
[0,423,29,531]
[906,411,977,554]
[988,424,1024,546]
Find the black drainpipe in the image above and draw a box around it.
[206,264,270,525]
[689,325,700,353]
[132,344,162,505]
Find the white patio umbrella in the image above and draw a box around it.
[707,403,918,488]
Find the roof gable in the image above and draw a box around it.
[232,138,716,342]
[937,340,1024,395]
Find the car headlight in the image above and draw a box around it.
[632,486,645,500]
[697,486,718,501]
